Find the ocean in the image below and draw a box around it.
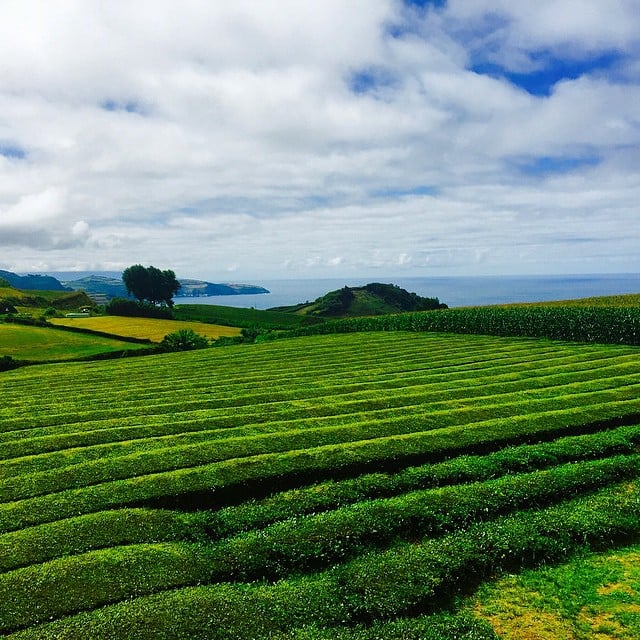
[172,273,640,310]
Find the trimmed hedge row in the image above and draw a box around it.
[4,332,640,637]
[5,378,640,496]
[3,348,630,458]
[200,454,640,583]
[0,509,190,572]
[5,483,638,639]
[5,423,640,572]
[4,355,639,469]
[3,464,639,632]
[203,422,640,537]
[3,401,640,534]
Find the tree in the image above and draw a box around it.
[122,264,181,307]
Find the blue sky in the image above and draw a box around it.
[0,1,639,279]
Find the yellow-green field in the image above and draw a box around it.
[49,316,241,342]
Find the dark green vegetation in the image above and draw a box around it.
[272,282,447,317]
[106,297,174,319]
[161,329,211,351]
[122,264,181,307]
[288,304,640,346]
[1,331,640,638]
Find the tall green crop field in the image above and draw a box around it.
[1,331,640,638]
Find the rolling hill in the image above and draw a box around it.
[270,282,447,317]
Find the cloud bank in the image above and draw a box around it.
[1,0,638,278]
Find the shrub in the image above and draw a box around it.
[0,355,19,372]
[161,329,211,352]
[0,300,17,314]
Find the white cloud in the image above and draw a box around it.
[0,1,638,277]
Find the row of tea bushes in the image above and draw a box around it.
[3,332,640,637]
[5,483,638,638]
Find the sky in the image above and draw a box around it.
[1,0,639,281]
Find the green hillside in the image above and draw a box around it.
[0,281,93,312]
[271,282,447,317]
[1,331,640,638]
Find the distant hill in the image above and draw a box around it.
[177,279,269,297]
[270,283,447,317]
[0,270,70,291]
[61,274,269,304]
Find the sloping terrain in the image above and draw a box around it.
[271,282,447,317]
[0,283,92,312]
[1,331,640,638]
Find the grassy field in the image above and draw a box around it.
[474,543,640,639]
[173,303,319,329]
[49,315,241,342]
[500,292,640,308]
[1,330,640,638]
[0,323,151,361]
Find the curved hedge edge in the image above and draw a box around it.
[5,425,640,572]
[202,422,640,537]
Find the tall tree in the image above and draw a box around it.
[122,264,180,306]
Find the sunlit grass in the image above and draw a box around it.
[0,323,149,361]
[473,541,640,640]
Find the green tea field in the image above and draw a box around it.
[1,331,640,638]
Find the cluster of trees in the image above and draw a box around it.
[106,265,180,318]
[122,265,180,307]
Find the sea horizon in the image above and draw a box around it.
[172,273,640,310]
